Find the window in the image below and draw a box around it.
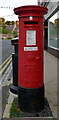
[48,11,59,50]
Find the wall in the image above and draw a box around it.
[0,34,14,39]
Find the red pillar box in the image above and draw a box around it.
[14,5,48,113]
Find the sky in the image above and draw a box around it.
[0,0,38,21]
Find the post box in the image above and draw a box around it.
[14,5,48,113]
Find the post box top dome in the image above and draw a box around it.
[14,5,48,17]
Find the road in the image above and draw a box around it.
[0,38,14,75]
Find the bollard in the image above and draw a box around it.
[10,38,18,94]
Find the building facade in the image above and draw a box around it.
[38,0,59,58]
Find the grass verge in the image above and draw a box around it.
[10,98,20,118]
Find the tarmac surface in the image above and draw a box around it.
[0,50,58,120]
[0,38,14,66]
[2,118,57,120]
[2,39,14,64]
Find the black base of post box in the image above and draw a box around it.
[10,84,18,94]
[18,85,44,113]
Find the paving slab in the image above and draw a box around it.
[44,51,57,118]
[3,104,11,118]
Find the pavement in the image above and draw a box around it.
[44,51,57,118]
[0,51,58,120]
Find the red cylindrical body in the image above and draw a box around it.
[14,5,48,113]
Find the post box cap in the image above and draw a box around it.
[14,5,48,17]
